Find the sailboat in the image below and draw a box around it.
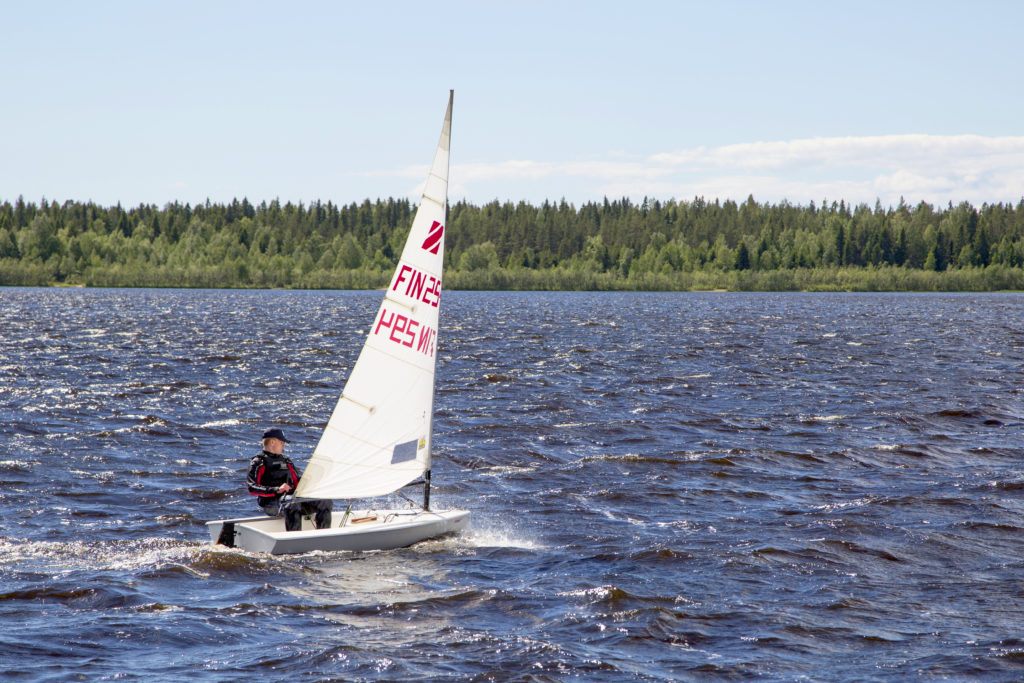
[207,91,468,554]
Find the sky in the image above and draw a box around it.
[2,0,1023,210]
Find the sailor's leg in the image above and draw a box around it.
[313,499,333,529]
[283,502,303,531]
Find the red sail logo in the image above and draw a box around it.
[421,220,444,255]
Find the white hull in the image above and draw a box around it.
[206,508,469,555]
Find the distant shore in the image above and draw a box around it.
[3,264,1023,292]
[3,196,1023,292]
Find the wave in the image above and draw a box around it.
[0,536,291,580]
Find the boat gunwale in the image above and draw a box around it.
[207,508,469,541]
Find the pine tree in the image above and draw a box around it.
[733,241,751,270]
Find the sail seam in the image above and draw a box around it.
[315,427,427,471]
[309,458,424,473]
[365,340,439,373]
[318,416,428,452]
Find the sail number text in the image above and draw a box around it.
[393,265,441,308]
[374,307,437,357]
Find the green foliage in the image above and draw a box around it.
[2,195,1024,290]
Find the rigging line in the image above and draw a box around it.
[395,488,421,507]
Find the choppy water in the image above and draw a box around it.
[2,288,1024,681]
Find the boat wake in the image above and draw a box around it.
[0,535,290,578]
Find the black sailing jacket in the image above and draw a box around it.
[246,450,299,506]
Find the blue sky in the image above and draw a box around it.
[3,1,1022,209]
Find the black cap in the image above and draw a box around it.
[262,428,290,443]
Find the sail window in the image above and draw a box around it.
[391,439,419,464]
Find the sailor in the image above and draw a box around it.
[246,427,332,531]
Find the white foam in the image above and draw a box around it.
[0,460,35,469]
[459,518,545,550]
[200,419,244,428]
[558,585,619,599]
[479,465,537,477]
[0,536,205,575]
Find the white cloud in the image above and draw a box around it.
[381,134,1024,207]
[647,135,1024,206]
[654,134,1024,172]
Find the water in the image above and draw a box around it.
[2,288,1024,680]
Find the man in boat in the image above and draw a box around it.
[246,427,332,531]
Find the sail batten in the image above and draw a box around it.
[338,394,375,412]
[293,91,452,502]
[381,295,417,312]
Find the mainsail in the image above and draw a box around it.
[294,91,452,500]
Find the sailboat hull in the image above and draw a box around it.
[206,508,469,555]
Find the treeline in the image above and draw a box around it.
[2,194,1024,290]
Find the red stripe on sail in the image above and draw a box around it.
[421,221,444,255]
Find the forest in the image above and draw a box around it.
[2,194,1024,291]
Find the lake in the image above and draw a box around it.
[2,288,1024,680]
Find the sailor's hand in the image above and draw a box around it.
[277,483,292,493]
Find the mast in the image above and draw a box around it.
[423,89,451,512]
[294,90,452,502]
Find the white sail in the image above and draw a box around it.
[294,91,452,500]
